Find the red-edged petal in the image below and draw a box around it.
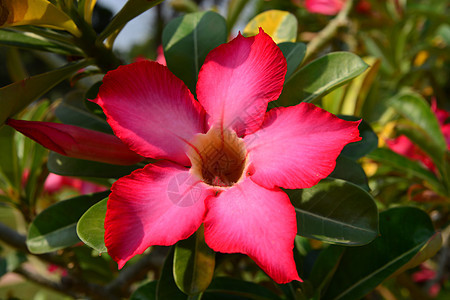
[6,119,143,165]
[203,177,300,284]
[197,29,286,137]
[105,162,213,268]
[387,135,437,172]
[93,61,206,166]
[244,103,361,189]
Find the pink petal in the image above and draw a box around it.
[305,0,345,15]
[93,61,206,166]
[203,177,300,283]
[6,119,143,165]
[387,135,437,172]
[197,29,286,136]
[244,103,361,189]
[105,162,213,268]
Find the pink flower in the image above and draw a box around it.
[93,29,361,283]
[305,0,346,15]
[387,100,450,173]
[44,173,105,194]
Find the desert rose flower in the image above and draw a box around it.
[305,0,346,15]
[93,29,361,283]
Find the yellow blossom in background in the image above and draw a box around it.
[0,0,80,36]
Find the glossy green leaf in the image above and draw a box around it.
[131,281,157,300]
[0,60,91,125]
[278,42,306,80]
[287,178,378,245]
[323,207,437,300]
[27,191,109,254]
[367,148,444,194]
[328,156,369,191]
[174,226,215,295]
[156,247,187,300]
[243,10,297,44]
[76,198,108,253]
[203,277,283,300]
[0,29,82,55]
[278,52,368,106]
[47,151,142,178]
[339,116,378,160]
[389,92,447,165]
[98,0,164,42]
[162,11,227,93]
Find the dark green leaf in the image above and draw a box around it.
[278,52,368,106]
[0,29,82,55]
[278,42,306,80]
[0,125,19,189]
[27,191,109,254]
[174,226,215,295]
[47,151,142,178]
[131,281,157,300]
[162,11,227,93]
[0,60,92,125]
[76,198,108,253]
[287,178,378,245]
[156,247,187,300]
[328,156,369,191]
[203,277,283,300]
[323,207,437,300]
[339,116,378,160]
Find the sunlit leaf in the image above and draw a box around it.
[0,0,80,36]
[76,198,108,253]
[0,60,92,125]
[174,226,215,295]
[27,191,109,254]
[243,10,297,44]
[287,178,378,245]
[162,11,227,94]
[278,52,368,106]
[323,207,437,300]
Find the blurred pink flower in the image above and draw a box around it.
[305,0,346,15]
[44,173,104,194]
[93,29,361,283]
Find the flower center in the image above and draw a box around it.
[188,127,247,187]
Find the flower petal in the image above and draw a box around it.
[105,162,213,268]
[93,61,206,166]
[305,0,345,16]
[203,177,300,284]
[6,119,143,165]
[245,103,361,189]
[197,29,286,136]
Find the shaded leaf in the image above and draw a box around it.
[323,207,437,300]
[278,52,368,106]
[243,10,297,44]
[156,247,187,300]
[76,198,108,253]
[278,42,306,80]
[162,11,227,93]
[27,191,109,254]
[131,281,157,300]
[339,116,378,160]
[287,178,378,246]
[328,156,369,191]
[203,277,283,300]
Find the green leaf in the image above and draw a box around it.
[323,207,437,300]
[278,42,306,81]
[243,10,298,44]
[339,116,378,160]
[174,226,215,295]
[47,151,142,178]
[0,29,82,55]
[287,178,378,246]
[131,281,157,300]
[98,0,164,42]
[0,60,92,125]
[27,191,109,254]
[389,92,447,166]
[203,277,283,300]
[0,125,19,189]
[162,11,227,93]
[156,247,187,300]
[367,148,445,194]
[328,156,369,191]
[226,0,248,32]
[278,52,368,106]
[76,198,108,253]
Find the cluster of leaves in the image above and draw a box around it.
[0,0,448,299]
